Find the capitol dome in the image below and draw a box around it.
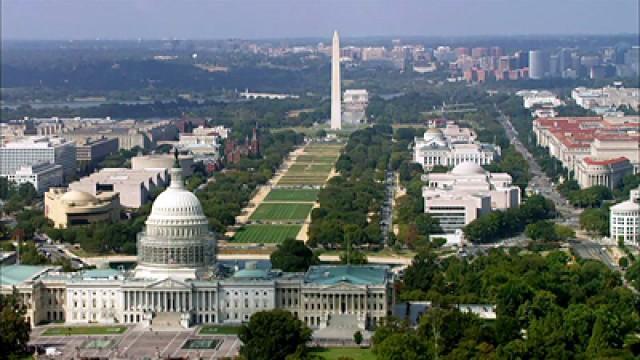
[135,167,215,281]
[451,161,486,176]
[148,176,205,221]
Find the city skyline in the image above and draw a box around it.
[2,0,639,40]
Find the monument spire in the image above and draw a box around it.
[330,30,342,130]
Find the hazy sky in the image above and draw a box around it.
[2,0,639,40]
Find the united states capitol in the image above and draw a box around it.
[0,166,395,331]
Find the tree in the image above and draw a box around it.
[418,307,486,357]
[579,208,609,236]
[525,220,559,241]
[618,257,629,269]
[497,280,534,318]
[415,214,442,238]
[18,241,48,265]
[464,195,556,243]
[557,179,580,197]
[563,304,595,354]
[554,224,576,241]
[625,261,640,291]
[569,186,613,208]
[403,249,442,293]
[353,331,363,346]
[375,332,432,360]
[372,316,410,349]
[0,290,31,360]
[238,310,312,360]
[270,238,318,272]
[340,250,368,265]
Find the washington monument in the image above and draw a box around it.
[330,30,342,130]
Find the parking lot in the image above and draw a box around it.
[29,326,241,359]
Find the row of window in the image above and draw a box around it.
[73,299,116,309]
[226,299,269,309]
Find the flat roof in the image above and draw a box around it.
[80,268,122,279]
[0,264,50,286]
[304,265,388,286]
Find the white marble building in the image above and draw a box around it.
[422,162,521,232]
[413,125,499,170]
[1,166,394,331]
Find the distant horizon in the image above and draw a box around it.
[2,0,638,41]
[2,32,639,43]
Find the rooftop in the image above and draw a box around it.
[304,265,388,286]
[231,268,271,280]
[611,199,640,212]
[582,157,629,166]
[81,268,123,280]
[0,265,50,286]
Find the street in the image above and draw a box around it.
[570,240,619,271]
[495,109,580,223]
[380,166,395,247]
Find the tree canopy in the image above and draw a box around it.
[384,248,640,359]
[463,195,556,243]
[238,309,312,360]
[270,238,318,272]
[0,291,31,360]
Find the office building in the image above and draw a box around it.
[178,126,228,160]
[131,153,195,177]
[75,137,119,172]
[342,89,369,126]
[2,163,63,193]
[0,136,76,181]
[529,50,548,79]
[610,187,640,245]
[61,120,178,151]
[533,116,640,188]
[517,90,564,109]
[575,157,633,189]
[572,86,640,112]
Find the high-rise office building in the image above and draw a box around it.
[529,50,548,79]
[558,48,573,73]
[549,54,560,77]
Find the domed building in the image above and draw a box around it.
[44,188,120,228]
[134,167,215,281]
[3,165,396,333]
[413,123,499,170]
[422,161,521,233]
